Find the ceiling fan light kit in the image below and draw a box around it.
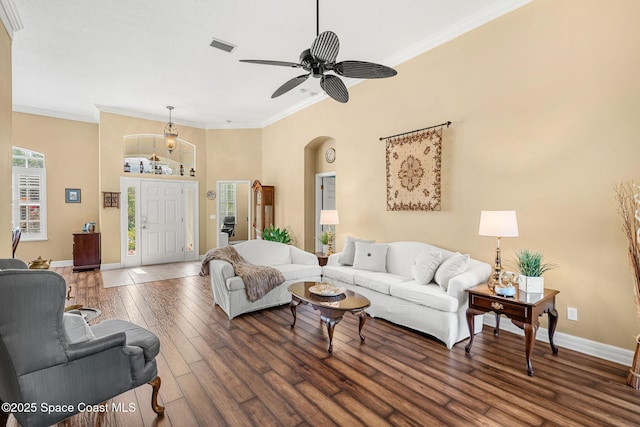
[240,1,397,103]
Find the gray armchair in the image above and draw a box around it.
[0,259,28,270]
[0,270,164,427]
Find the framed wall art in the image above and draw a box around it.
[65,188,81,203]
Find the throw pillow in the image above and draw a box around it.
[353,242,389,272]
[339,236,375,266]
[411,251,443,285]
[434,253,469,291]
[62,312,96,344]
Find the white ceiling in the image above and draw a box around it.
[6,0,530,129]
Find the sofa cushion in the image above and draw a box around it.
[339,236,375,266]
[321,265,358,285]
[353,242,389,273]
[390,281,459,312]
[434,253,469,291]
[235,240,292,266]
[354,271,410,295]
[273,264,321,281]
[411,250,442,285]
[386,241,446,277]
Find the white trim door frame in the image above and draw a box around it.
[216,180,252,248]
[120,177,199,267]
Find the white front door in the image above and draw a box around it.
[140,180,183,265]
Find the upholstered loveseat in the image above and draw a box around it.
[208,240,322,319]
[321,239,491,348]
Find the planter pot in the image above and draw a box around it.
[519,275,544,293]
[628,335,640,390]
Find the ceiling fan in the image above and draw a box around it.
[239,0,397,103]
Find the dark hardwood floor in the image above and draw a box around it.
[7,266,640,426]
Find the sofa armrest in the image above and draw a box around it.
[326,252,343,266]
[446,262,491,301]
[209,259,236,280]
[290,247,319,265]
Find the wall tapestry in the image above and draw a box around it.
[384,122,449,211]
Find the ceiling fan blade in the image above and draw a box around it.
[311,31,339,63]
[271,74,310,98]
[239,59,301,68]
[334,61,398,79]
[320,75,349,103]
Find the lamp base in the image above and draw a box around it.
[327,241,334,256]
[487,269,503,292]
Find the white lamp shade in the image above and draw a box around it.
[478,210,519,237]
[319,210,340,225]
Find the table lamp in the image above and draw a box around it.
[319,210,339,255]
[478,210,519,290]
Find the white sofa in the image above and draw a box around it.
[208,240,322,319]
[321,240,491,348]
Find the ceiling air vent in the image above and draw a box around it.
[210,37,236,53]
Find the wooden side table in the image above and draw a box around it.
[315,252,329,267]
[465,284,559,376]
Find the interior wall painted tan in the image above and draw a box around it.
[11,113,99,263]
[204,128,262,250]
[0,23,11,256]
[98,112,207,264]
[262,0,640,349]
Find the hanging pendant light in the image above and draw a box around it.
[164,106,178,153]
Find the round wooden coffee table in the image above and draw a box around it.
[288,281,371,353]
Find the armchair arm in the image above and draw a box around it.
[65,331,127,361]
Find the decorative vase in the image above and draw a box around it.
[627,335,640,390]
[519,275,544,293]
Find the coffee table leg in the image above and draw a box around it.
[289,299,299,328]
[321,315,342,353]
[356,310,367,341]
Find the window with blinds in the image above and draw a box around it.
[12,147,47,241]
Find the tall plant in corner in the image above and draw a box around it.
[614,181,640,389]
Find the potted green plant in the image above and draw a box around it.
[513,249,557,293]
[262,224,292,244]
[317,230,336,254]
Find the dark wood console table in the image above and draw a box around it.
[72,232,101,272]
[465,284,559,376]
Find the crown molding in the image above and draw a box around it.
[13,105,98,124]
[0,0,22,39]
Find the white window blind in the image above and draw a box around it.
[12,147,47,241]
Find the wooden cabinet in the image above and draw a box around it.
[252,180,274,239]
[73,232,101,272]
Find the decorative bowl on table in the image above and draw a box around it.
[309,283,345,296]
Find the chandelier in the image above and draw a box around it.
[164,106,178,153]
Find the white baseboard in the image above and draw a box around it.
[50,260,72,268]
[483,313,634,366]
